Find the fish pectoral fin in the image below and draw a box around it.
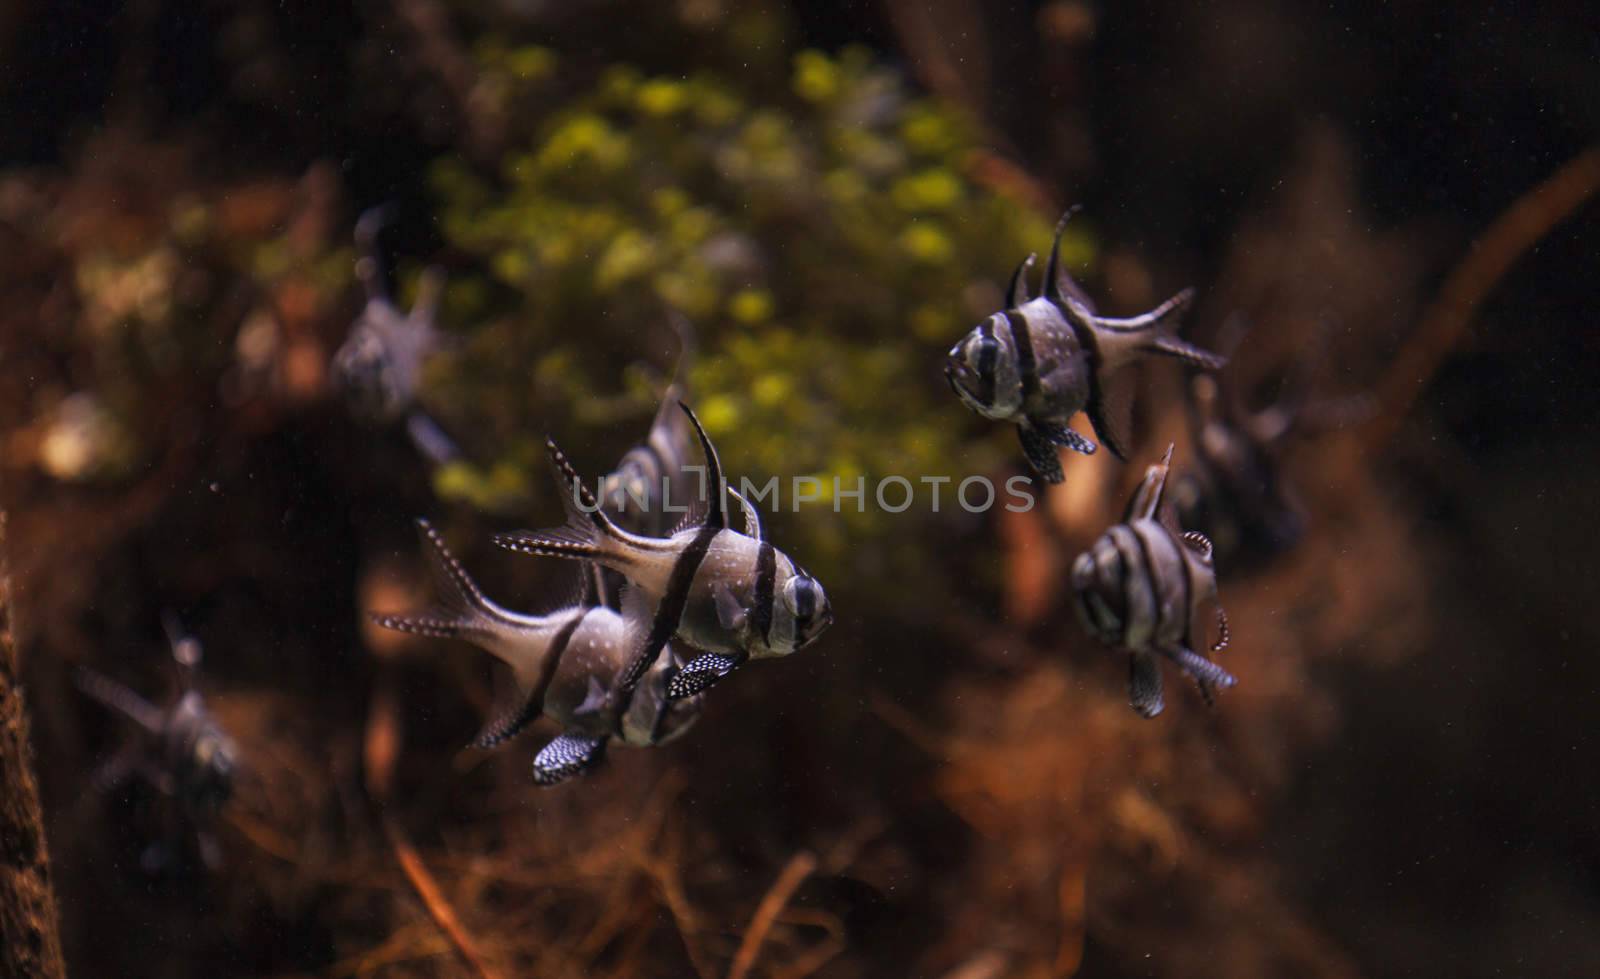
[1033,420,1097,456]
[666,652,746,701]
[1017,425,1065,484]
[575,676,609,716]
[713,582,748,632]
[1129,651,1166,718]
[1165,645,1237,703]
[532,733,608,786]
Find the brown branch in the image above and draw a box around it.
[638,816,715,979]
[1053,861,1087,977]
[0,512,68,979]
[768,909,846,979]
[364,664,502,979]
[1364,146,1600,452]
[880,0,990,120]
[382,816,504,979]
[727,850,818,979]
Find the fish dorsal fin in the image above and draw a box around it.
[677,402,727,530]
[1042,206,1097,315]
[729,487,764,540]
[161,611,202,695]
[1124,443,1175,522]
[1006,253,1037,308]
[668,505,704,537]
[641,313,697,466]
[354,204,397,302]
[1181,530,1215,564]
[408,265,445,329]
[666,310,696,385]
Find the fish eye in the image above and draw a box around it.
[781,575,812,616]
[782,576,832,641]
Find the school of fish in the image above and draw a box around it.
[79,199,1298,840]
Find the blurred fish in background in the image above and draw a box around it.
[1172,312,1375,573]
[73,614,238,874]
[333,206,460,466]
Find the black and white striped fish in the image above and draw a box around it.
[599,315,700,538]
[1070,445,1235,718]
[944,210,1227,483]
[75,615,239,822]
[372,520,702,785]
[1173,314,1374,572]
[332,207,459,465]
[494,402,832,716]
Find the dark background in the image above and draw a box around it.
[2,1,1598,976]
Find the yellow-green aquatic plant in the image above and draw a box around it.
[427,42,1094,601]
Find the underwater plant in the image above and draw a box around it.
[421,39,1087,605]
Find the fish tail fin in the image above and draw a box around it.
[74,665,164,733]
[1139,289,1224,369]
[494,438,623,562]
[1143,331,1228,371]
[369,611,469,640]
[372,519,506,641]
[1092,288,1224,371]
